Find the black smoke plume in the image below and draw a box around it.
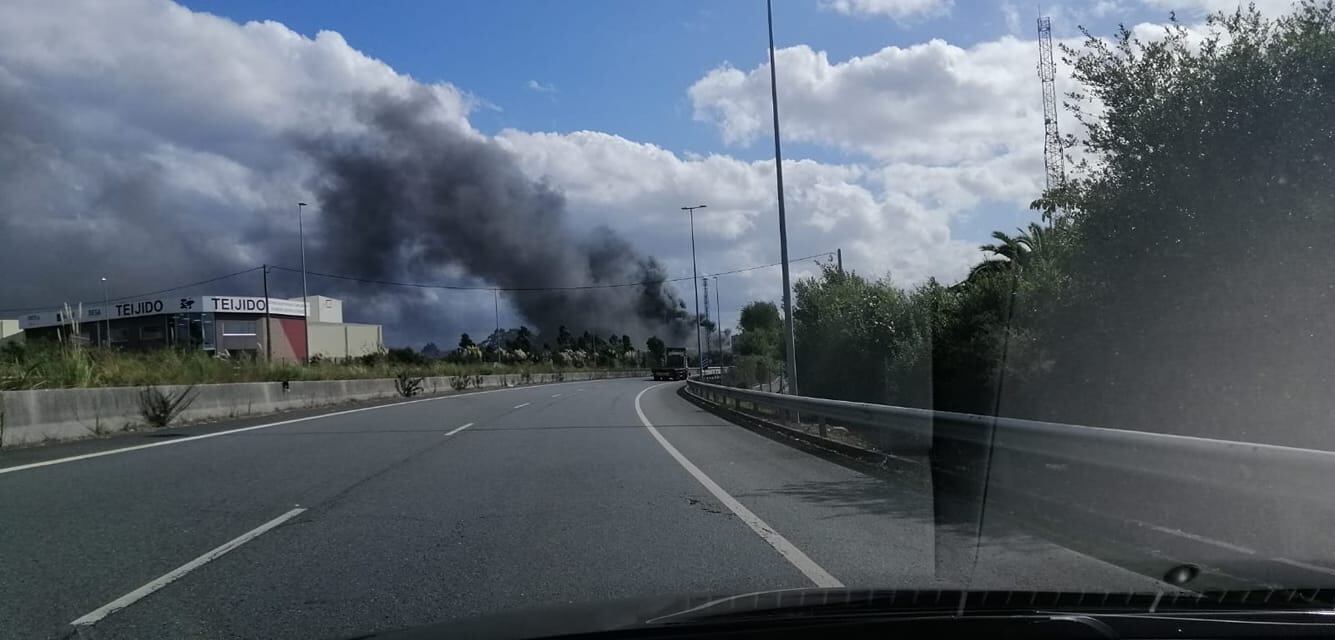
[0,77,693,346]
[298,88,693,344]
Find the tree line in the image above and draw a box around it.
[767,3,1335,436]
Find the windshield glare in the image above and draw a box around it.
[2,0,1333,638]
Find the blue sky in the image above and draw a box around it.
[180,0,1154,162]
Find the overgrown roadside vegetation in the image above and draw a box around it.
[771,3,1335,435]
[0,342,636,391]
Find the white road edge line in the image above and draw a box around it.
[633,383,844,589]
[513,402,531,409]
[70,507,307,627]
[1,378,634,475]
[1273,557,1335,577]
[445,423,474,436]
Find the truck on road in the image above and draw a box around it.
[652,347,689,381]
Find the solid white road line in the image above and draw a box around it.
[1274,557,1335,577]
[70,507,307,627]
[513,402,531,409]
[633,383,844,589]
[445,423,474,436]
[0,378,632,476]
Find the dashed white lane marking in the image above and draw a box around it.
[1143,523,1256,556]
[445,423,474,436]
[513,402,531,409]
[551,393,562,398]
[633,383,843,588]
[1,378,632,475]
[71,507,307,627]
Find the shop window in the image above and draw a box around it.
[222,320,257,336]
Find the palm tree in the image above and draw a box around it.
[968,230,1028,281]
[967,220,1072,282]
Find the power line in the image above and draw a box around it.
[0,266,265,315]
[269,252,835,293]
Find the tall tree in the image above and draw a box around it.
[646,336,666,365]
[739,301,782,334]
[421,342,443,359]
[515,326,532,353]
[1013,2,1335,431]
[735,301,783,360]
[458,333,474,350]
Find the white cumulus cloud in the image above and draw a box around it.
[1139,0,1295,18]
[686,37,1059,268]
[822,0,953,21]
[495,129,981,310]
[526,79,557,93]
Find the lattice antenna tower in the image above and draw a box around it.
[1038,16,1065,191]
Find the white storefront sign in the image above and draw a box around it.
[18,295,307,329]
[201,296,306,316]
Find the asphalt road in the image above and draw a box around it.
[0,378,1167,639]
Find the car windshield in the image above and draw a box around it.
[3,0,1335,638]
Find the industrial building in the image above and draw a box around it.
[0,318,21,349]
[15,294,382,362]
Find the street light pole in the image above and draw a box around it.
[682,204,707,379]
[297,202,311,364]
[767,0,799,395]
[101,277,110,347]
[714,275,722,359]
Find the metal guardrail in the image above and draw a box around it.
[685,379,1335,587]
[686,379,932,452]
[685,379,1335,492]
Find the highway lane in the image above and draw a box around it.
[2,379,643,638]
[1,378,1166,639]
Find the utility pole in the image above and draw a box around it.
[262,264,272,361]
[493,289,500,349]
[702,276,711,366]
[713,275,722,358]
[297,201,311,364]
[681,204,707,379]
[767,0,798,395]
[837,248,843,274]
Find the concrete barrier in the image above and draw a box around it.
[0,370,649,447]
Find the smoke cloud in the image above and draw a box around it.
[298,88,694,343]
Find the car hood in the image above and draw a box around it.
[347,587,1335,640]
